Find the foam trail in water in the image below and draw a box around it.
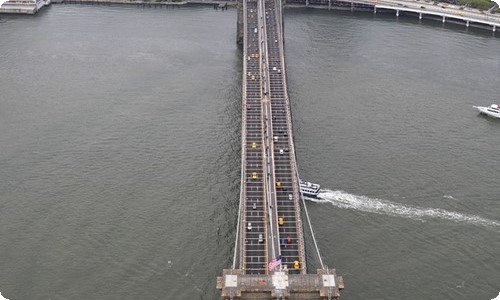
[310,189,500,228]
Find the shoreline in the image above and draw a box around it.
[0,0,499,35]
[59,0,237,6]
[0,0,236,14]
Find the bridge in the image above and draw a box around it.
[216,0,344,298]
[286,0,500,32]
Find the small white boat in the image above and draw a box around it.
[299,180,320,197]
[473,104,500,119]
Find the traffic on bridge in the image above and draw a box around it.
[217,0,343,297]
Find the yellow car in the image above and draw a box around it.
[278,217,284,226]
[252,142,257,149]
[293,260,300,269]
[252,172,257,180]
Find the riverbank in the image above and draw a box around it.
[61,0,236,6]
[0,0,498,34]
[0,0,235,14]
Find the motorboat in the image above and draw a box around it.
[299,180,320,197]
[473,104,500,119]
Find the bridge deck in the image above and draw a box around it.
[239,0,305,276]
[286,0,500,31]
[218,0,342,297]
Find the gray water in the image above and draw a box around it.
[0,5,499,300]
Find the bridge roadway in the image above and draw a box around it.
[238,0,305,276]
[285,0,500,32]
[217,0,343,297]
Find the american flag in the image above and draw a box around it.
[268,255,282,271]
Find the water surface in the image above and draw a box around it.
[0,5,499,300]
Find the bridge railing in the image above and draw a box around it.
[234,0,249,271]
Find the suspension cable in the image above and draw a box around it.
[232,0,250,270]
[295,166,325,269]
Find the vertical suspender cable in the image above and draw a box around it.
[232,0,249,270]
[296,168,325,269]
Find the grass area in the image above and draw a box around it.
[456,0,497,10]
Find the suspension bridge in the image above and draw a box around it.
[216,0,343,298]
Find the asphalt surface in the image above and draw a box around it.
[240,0,304,275]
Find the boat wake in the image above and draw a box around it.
[309,189,500,228]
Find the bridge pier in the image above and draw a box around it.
[466,20,469,27]
[419,12,422,20]
[396,9,399,17]
[217,268,343,299]
[493,25,496,32]
[442,15,446,23]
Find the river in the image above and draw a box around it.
[0,5,499,300]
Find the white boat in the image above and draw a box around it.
[473,104,500,119]
[299,180,320,197]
